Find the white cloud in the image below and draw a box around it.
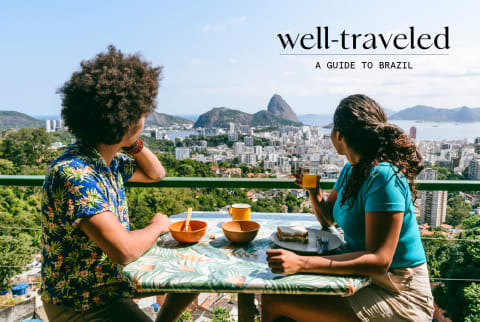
[190,58,202,65]
[229,16,246,25]
[228,57,238,64]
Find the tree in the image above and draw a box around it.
[0,127,56,170]
[462,216,480,230]
[430,166,461,180]
[0,158,15,174]
[50,129,75,146]
[0,234,34,290]
[463,283,480,322]
[0,186,42,247]
[433,227,480,321]
[446,195,472,227]
[421,231,452,278]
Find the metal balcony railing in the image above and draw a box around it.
[1,175,480,191]
[0,175,479,293]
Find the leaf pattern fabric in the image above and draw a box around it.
[40,143,136,311]
[122,213,371,296]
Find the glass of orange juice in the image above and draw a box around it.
[300,163,318,189]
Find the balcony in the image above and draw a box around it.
[1,175,479,321]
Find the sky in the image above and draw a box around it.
[0,1,478,117]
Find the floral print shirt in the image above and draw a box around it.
[40,143,136,311]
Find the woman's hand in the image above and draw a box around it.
[266,249,305,274]
[294,168,322,196]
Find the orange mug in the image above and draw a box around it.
[228,203,251,221]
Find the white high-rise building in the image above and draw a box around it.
[238,125,249,134]
[254,145,263,159]
[45,119,64,132]
[199,140,208,149]
[228,122,235,133]
[233,142,245,156]
[264,146,275,155]
[240,153,256,165]
[175,147,190,160]
[468,158,480,180]
[244,136,254,147]
[418,168,448,226]
[228,133,238,141]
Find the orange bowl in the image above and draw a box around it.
[169,220,207,243]
[222,220,260,244]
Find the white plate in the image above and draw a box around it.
[270,228,344,254]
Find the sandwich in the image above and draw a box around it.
[277,225,308,243]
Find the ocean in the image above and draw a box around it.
[297,115,480,141]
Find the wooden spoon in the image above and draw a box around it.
[184,208,193,232]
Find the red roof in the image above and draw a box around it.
[421,229,434,236]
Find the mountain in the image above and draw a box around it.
[146,111,194,127]
[194,94,302,128]
[390,105,480,122]
[267,94,299,122]
[172,114,199,122]
[0,111,44,130]
[194,107,252,128]
[383,108,396,117]
[251,110,302,127]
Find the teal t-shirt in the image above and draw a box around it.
[333,162,426,268]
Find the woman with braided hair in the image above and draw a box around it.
[263,94,434,321]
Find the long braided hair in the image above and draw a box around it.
[333,94,424,206]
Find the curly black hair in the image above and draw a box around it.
[58,45,163,147]
[333,94,424,206]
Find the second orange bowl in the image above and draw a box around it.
[222,220,260,243]
[169,220,207,243]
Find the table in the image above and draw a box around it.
[122,212,372,322]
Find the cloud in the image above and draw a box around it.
[190,58,202,65]
[228,16,246,25]
[228,57,238,64]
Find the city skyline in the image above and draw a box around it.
[0,1,479,116]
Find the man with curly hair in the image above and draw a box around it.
[40,46,197,321]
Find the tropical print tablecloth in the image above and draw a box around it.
[122,212,371,297]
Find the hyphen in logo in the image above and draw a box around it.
[277,26,450,70]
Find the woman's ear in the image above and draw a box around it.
[334,130,343,142]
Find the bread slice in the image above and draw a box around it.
[277,225,308,243]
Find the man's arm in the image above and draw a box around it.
[129,146,166,182]
[79,211,170,265]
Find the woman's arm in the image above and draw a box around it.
[294,169,337,227]
[128,146,166,182]
[79,211,170,265]
[267,211,404,276]
[309,188,337,227]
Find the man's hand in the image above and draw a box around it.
[149,213,170,234]
[266,249,305,275]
